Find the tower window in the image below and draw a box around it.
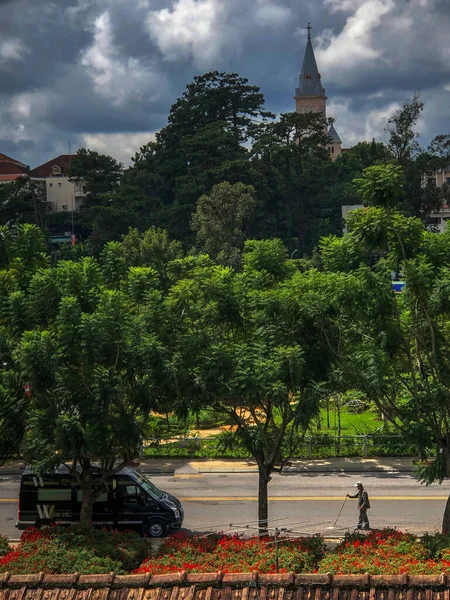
[332,146,335,154]
[305,74,312,80]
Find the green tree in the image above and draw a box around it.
[324,140,393,210]
[386,93,424,165]
[0,177,45,229]
[250,111,335,255]
[162,240,330,533]
[161,71,273,145]
[0,238,166,524]
[353,164,405,209]
[126,72,271,242]
[119,227,183,288]
[191,181,256,268]
[384,95,447,220]
[69,148,123,199]
[59,148,127,252]
[315,194,450,533]
[326,253,450,534]
[428,134,450,161]
[321,206,424,274]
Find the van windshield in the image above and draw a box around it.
[132,472,164,500]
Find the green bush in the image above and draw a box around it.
[0,526,151,574]
[420,532,450,559]
[0,536,9,557]
[46,525,151,571]
[144,436,251,459]
[0,543,124,575]
[187,409,232,429]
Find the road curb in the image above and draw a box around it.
[0,467,414,475]
[186,467,416,474]
[0,468,176,476]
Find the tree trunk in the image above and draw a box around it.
[336,395,341,457]
[337,396,341,438]
[79,479,94,525]
[443,492,450,534]
[258,465,271,536]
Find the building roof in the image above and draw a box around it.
[0,571,449,600]
[30,154,74,178]
[295,24,326,98]
[328,123,342,143]
[0,152,29,176]
[0,174,25,182]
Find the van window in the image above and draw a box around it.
[116,479,146,504]
[76,490,108,502]
[118,484,139,497]
[131,472,164,500]
[37,488,71,502]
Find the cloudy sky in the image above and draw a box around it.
[1,0,450,168]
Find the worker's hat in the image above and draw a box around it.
[354,481,363,487]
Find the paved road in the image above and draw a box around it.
[1,471,449,539]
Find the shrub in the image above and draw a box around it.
[420,532,450,559]
[0,536,9,558]
[1,526,151,575]
[39,525,151,571]
[0,543,123,575]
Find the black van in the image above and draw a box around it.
[16,465,183,537]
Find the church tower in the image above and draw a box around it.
[295,23,342,160]
[295,23,327,116]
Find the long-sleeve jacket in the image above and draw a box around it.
[348,489,370,509]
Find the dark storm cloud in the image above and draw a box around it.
[0,0,449,167]
[0,1,90,93]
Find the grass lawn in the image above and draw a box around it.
[313,407,387,435]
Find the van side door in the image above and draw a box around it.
[115,476,155,532]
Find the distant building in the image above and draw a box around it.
[295,24,350,161]
[30,154,86,213]
[0,153,30,183]
[425,167,450,233]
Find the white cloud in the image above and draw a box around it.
[81,132,156,165]
[0,39,29,65]
[327,96,400,146]
[81,11,165,106]
[0,90,52,149]
[324,0,367,13]
[254,0,291,27]
[146,0,221,66]
[317,0,393,85]
[145,0,292,68]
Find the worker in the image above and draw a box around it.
[347,481,370,529]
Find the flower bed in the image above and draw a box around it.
[318,529,450,575]
[135,532,325,574]
[5,527,450,575]
[0,526,150,575]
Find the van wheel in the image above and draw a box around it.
[145,519,167,538]
[35,518,55,529]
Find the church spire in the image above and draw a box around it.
[295,23,326,98]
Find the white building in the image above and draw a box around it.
[30,154,86,213]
